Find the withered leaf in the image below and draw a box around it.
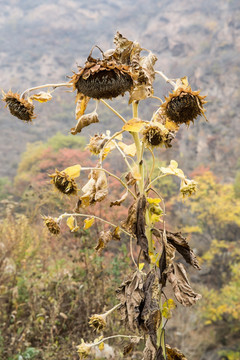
[71,111,99,135]
[152,229,200,270]
[116,271,145,332]
[167,263,202,306]
[123,337,141,357]
[95,227,120,252]
[142,270,162,360]
[166,344,188,360]
[75,94,90,120]
[110,190,128,207]
[81,169,108,205]
[136,195,150,263]
[121,200,137,234]
[125,171,137,186]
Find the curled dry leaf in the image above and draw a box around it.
[116,270,145,332]
[166,344,188,360]
[75,93,90,120]
[136,195,150,262]
[123,337,141,357]
[152,228,201,270]
[125,171,137,186]
[167,263,202,306]
[141,270,161,360]
[95,227,120,252]
[71,111,99,135]
[121,200,137,234]
[81,169,108,206]
[110,190,128,207]
[129,52,158,103]
[29,91,52,103]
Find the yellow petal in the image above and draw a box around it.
[63,164,81,179]
[147,197,161,204]
[98,342,104,351]
[67,215,75,231]
[122,118,147,132]
[30,91,52,103]
[138,263,145,271]
[118,141,137,156]
[83,217,95,230]
[165,119,179,131]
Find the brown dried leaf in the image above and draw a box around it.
[167,263,202,306]
[95,230,112,252]
[75,94,90,120]
[136,195,150,262]
[121,200,137,234]
[81,169,108,205]
[116,271,145,331]
[129,52,158,103]
[152,229,201,270]
[123,337,141,357]
[125,171,137,186]
[110,190,128,207]
[166,344,188,360]
[71,111,99,135]
[95,227,120,252]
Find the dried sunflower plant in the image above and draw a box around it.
[3,32,207,360]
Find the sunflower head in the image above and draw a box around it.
[71,51,133,100]
[49,169,78,196]
[2,90,36,122]
[180,179,198,198]
[161,85,207,125]
[42,216,60,235]
[86,134,108,155]
[142,123,175,148]
[89,314,107,332]
[76,339,92,359]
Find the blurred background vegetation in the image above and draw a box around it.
[0,0,240,359]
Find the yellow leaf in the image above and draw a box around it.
[147,197,161,204]
[63,164,81,179]
[138,263,145,271]
[150,213,161,223]
[83,217,95,230]
[30,91,52,103]
[170,160,178,169]
[66,215,79,232]
[165,119,179,131]
[132,165,141,180]
[98,342,104,351]
[122,118,147,132]
[75,94,90,120]
[181,76,189,87]
[118,141,137,156]
[149,252,159,266]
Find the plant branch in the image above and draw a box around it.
[21,82,73,98]
[100,99,127,123]
[58,212,132,238]
[155,70,176,88]
[80,166,136,199]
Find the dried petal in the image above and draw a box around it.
[81,169,108,205]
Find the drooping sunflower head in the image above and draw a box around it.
[71,53,133,100]
[49,169,78,196]
[42,216,60,235]
[86,134,108,155]
[2,90,36,122]
[89,314,107,332]
[161,85,207,126]
[142,123,175,148]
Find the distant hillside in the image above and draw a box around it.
[1,0,239,179]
